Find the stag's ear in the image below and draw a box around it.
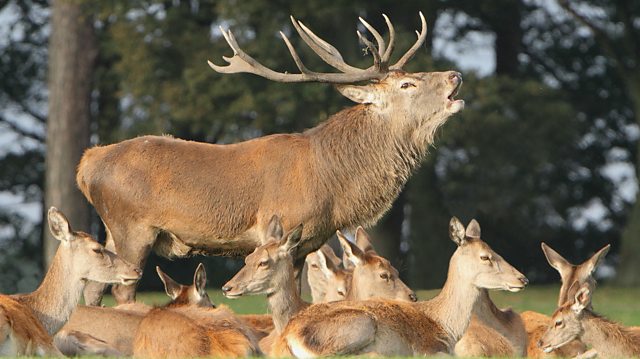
[449,217,467,246]
[336,84,380,105]
[157,266,181,300]
[48,207,74,242]
[355,227,376,254]
[280,224,303,254]
[541,242,571,275]
[338,231,366,266]
[571,285,591,314]
[465,219,481,239]
[193,263,208,296]
[264,215,284,244]
[582,244,610,276]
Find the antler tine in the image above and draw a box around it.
[381,14,395,63]
[357,30,382,71]
[358,16,385,59]
[279,31,311,74]
[390,11,427,70]
[291,16,364,73]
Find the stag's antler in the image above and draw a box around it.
[208,12,427,83]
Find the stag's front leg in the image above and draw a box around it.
[83,231,117,305]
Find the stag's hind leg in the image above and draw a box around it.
[107,223,158,304]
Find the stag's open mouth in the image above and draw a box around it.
[446,80,464,113]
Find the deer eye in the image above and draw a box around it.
[258,260,269,267]
[380,273,389,280]
[337,290,345,297]
[555,320,563,327]
[480,255,490,261]
[92,248,103,255]
[400,82,414,89]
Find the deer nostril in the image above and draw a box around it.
[221,285,232,293]
[520,276,529,286]
[409,292,418,302]
[537,340,544,348]
[134,268,143,276]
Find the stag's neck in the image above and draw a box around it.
[580,311,640,357]
[16,249,84,335]
[267,261,309,333]
[308,105,433,228]
[417,265,480,346]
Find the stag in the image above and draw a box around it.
[77,12,464,304]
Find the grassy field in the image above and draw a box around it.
[105,284,640,325]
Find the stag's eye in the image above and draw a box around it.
[400,82,415,89]
[258,260,269,267]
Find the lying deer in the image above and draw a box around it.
[225,216,527,357]
[0,207,141,356]
[539,284,640,357]
[306,245,348,302]
[222,217,416,354]
[522,242,610,358]
[78,11,465,306]
[54,263,213,356]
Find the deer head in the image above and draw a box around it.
[47,207,141,285]
[222,215,303,298]
[306,246,351,302]
[448,217,528,292]
[538,284,592,353]
[209,12,463,142]
[337,228,417,302]
[541,242,610,306]
[156,263,214,308]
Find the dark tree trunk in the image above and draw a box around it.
[44,0,97,266]
[491,2,522,76]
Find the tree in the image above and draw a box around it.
[44,0,97,265]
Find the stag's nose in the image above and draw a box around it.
[519,276,529,286]
[409,292,418,302]
[221,285,233,294]
[448,71,462,85]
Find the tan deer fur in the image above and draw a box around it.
[226,217,526,357]
[523,242,610,358]
[539,285,640,358]
[306,245,347,303]
[0,207,140,357]
[77,13,464,305]
[132,305,261,358]
[54,263,214,356]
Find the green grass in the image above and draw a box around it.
[109,285,640,326]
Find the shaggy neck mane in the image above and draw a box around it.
[306,104,444,229]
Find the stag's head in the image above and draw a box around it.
[222,215,303,298]
[209,12,463,135]
[47,207,142,286]
[538,284,592,353]
[338,228,417,302]
[541,242,610,307]
[448,217,528,292]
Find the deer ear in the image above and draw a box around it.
[541,243,571,275]
[571,285,591,314]
[336,84,380,105]
[48,207,74,242]
[582,244,610,276]
[465,219,481,238]
[338,230,365,266]
[314,250,334,278]
[449,217,467,246]
[281,223,303,254]
[264,215,284,244]
[193,263,208,296]
[355,227,376,254]
[156,266,181,300]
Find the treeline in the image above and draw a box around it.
[0,0,638,291]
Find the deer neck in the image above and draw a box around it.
[18,248,85,335]
[473,289,523,351]
[580,310,640,357]
[267,261,308,333]
[308,105,429,228]
[418,264,481,345]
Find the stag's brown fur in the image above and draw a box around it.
[78,68,463,304]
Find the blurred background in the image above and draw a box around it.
[1,0,639,293]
